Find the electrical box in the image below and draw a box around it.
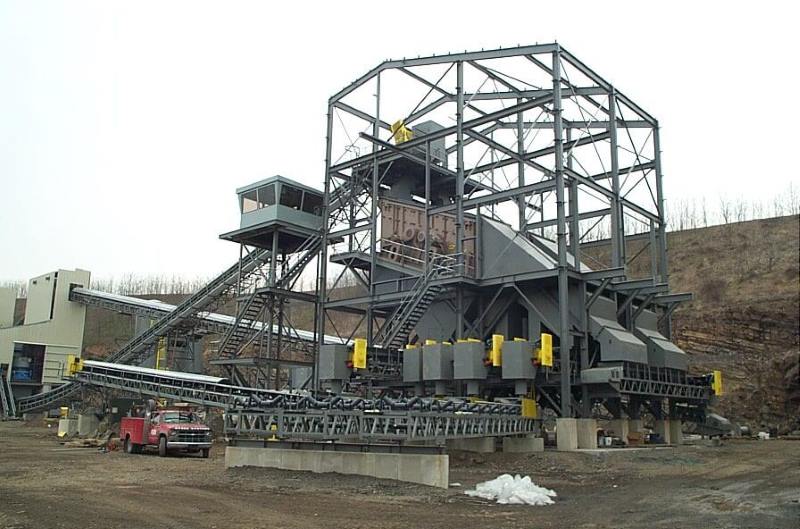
[453,341,487,380]
[318,344,351,381]
[502,340,535,379]
[352,338,367,369]
[422,343,453,381]
[403,347,423,383]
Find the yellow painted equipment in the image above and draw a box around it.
[390,120,413,144]
[539,333,553,367]
[513,337,525,342]
[65,355,83,376]
[405,344,418,349]
[712,370,723,396]
[521,397,538,418]
[425,339,437,345]
[491,334,504,367]
[352,338,367,369]
[155,337,168,370]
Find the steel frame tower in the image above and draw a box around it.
[317,44,690,418]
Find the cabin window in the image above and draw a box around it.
[280,185,303,210]
[302,192,322,215]
[241,189,258,213]
[257,184,276,208]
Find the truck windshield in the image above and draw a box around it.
[162,412,198,424]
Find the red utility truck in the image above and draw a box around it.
[120,408,213,458]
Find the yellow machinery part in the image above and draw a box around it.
[521,397,538,418]
[491,334,504,367]
[539,333,553,367]
[65,354,83,376]
[712,370,723,396]
[390,120,413,144]
[155,337,168,371]
[513,337,525,342]
[352,338,367,370]
[425,339,437,345]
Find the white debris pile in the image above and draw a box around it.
[464,474,557,506]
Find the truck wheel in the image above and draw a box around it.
[158,436,167,457]
[201,448,210,459]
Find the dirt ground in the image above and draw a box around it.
[0,422,798,529]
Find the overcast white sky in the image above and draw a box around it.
[1,1,798,282]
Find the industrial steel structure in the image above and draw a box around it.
[6,45,717,443]
[314,43,708,425]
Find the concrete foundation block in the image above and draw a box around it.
[607,419,630,443]
[77,414,100,436]
[502,436,544,453]
[654,419,671,444]
[628,419,643,433]
[446,437,496,453]
[57,418,78,437]
[669,420,683,445]
[556,418,578,451]
[225,447,449,489]
[577,418,598,449]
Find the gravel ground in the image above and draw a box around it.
[1,421,798,529]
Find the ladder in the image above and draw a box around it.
[375,255,455,350]
[16,248,272,413]
[214,234,322,359]
[0,372,16,419]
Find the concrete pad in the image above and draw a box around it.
[57,418,78,437]
[607,419,630,443]
[446,437,496,453]
[556,418,578,451]
[577,419,598,449]
[669,420,683,445]
[502,436,544,453]
[654,419,671,444]
[77,414,99,436]
[226,446,449,489]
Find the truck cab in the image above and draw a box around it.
[120,408,213,458]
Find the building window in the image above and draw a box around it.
[280,185,302,210]
[258,184,276,207]
[302,192,323,215]
[241,189,258,213]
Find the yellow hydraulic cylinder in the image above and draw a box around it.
[491,334,504,367]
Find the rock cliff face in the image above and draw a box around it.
[586,214,799,432]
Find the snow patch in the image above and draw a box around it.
[464,474,557,506]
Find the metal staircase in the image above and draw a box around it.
[374,255,455,350]
[215,234,321,359]
[1,372,16,419]
[16,248,272,413]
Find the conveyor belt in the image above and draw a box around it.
[18,250,271,413]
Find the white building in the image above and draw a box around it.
[0,269,90,399]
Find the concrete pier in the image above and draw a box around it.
[669,420,683,445]
[556,418,578,451]
[607,419,630,444]
[226,446,450,489]
[77,413,99,436]
[502,436,544,453]
[654,419,672,444]
[576,419,598,449]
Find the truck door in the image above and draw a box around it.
[147,412,160,445]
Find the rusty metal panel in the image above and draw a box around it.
[379,199,475,275]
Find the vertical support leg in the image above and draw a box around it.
[553,47,571,418]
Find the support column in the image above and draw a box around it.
[608,89,624,269]
[553,47,571,418]
[315,107,335,392]
[455,60,465,338]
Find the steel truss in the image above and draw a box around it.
[317,44,696,419]
[225,408,536,443]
